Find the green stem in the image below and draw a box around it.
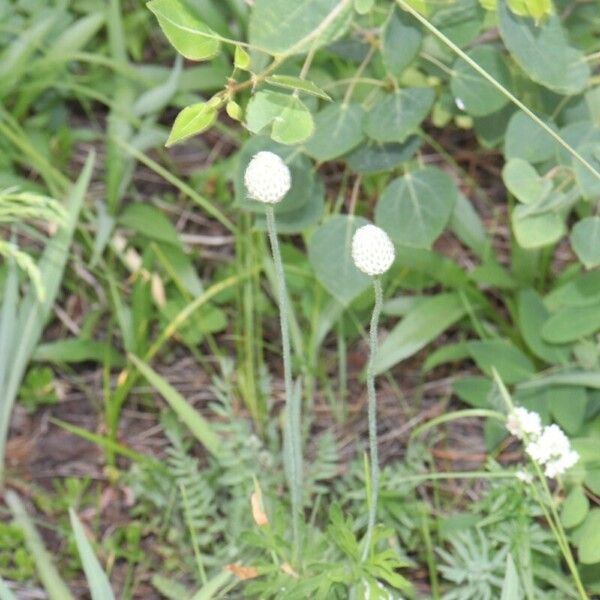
[265,206,301,562]
[362,277,383,562]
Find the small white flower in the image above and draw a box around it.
[506,407,542,441]
[351,224,395,276]
[244,151,291,204]
[526,424,579,478]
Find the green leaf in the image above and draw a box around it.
[561,486,589,529]
[248,0,352,55]
[346,137,421,173]
[304,103,364,161]
[549,386,587,435]
[497,0,589,95]
[166,102,217,146]
[504,111,558,164]
[382,9,422,77]
[512,206,565,249]
[119,203,181,245]
[33,339,124,367]
[307,215,371,306]
[574,509,600,564]
[573,143,600,199]
[147,0,221,61]
[234,45,250,70]
[265,75,331,100]
[467,339,535,384]
[451,46,510,117]
[545,271,600,311]
[571,216,600,269]
[354,0,374,14]
[449,193,488,257]
[500,555,520,600]
[69,509,115,600]
[375,167,458,248]
[364,88,434,143]
[129,354,221,458]
[246,91,314,145]
[502,158,549,204]
[374,293,467,374]
[541,300,600,343]
[517,289,570,365]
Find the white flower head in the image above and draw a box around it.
[244,151,291,204]
[351,224,395,276]
[506,407,542,441]
[526,424,579,479]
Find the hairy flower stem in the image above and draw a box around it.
[266,206,301,560]
[362,277,383,561]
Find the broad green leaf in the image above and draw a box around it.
[69,509,115,600]
[265,75,331,100]
[246,91,314,145]
[364,88,434,143]
[575,509,600,564]
[504,111,558,164]
[248,0,352,55]
[453,376,494,408]
[561,486,589,529]
[449,193,488,257]
[119,203,181,245]
[541,300,600,344]
[166,102,217,146]
[304,103,364,161]
[512,206,565,249]
[130,354,221,457]
[468,339,535,384]
[549,386,587,435]
[571,216,600,269]
[473,104,515,149]
[500,555,520,600]
[354,0,374,14]
[451,46,510,117]
[307,215,370,306]
[423,342,470,373]
[374,293,466,374]
[497,0,589,95]
[382,9,422,77]
[502,158,549,204]
[133,55,182,118]
[375,167,458,248]
[545,271,600,311]
[147,0,220,60]
[573,144,600,199]
[346,137,421,173]
[432,0,484,47]
[517,289,570,365]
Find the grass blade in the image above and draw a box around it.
[129,353,221,458]
[69,509,115,600]
[4,490,75,600]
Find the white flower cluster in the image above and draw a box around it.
[351,224,395,276]
[506,407,579,479]
[244,151,291,204]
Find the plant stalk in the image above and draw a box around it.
[265,206,301,561]
[362,277,383,561]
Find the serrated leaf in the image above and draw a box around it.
[147,0,220,61]
[166,102,217,146]
[375,167,458,248]
[364,88,434,143]
[266,75,331,100]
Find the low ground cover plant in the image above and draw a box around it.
[1,0,600,597]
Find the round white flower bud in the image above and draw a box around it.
[351,224,395,276]
[244,151,291,204]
